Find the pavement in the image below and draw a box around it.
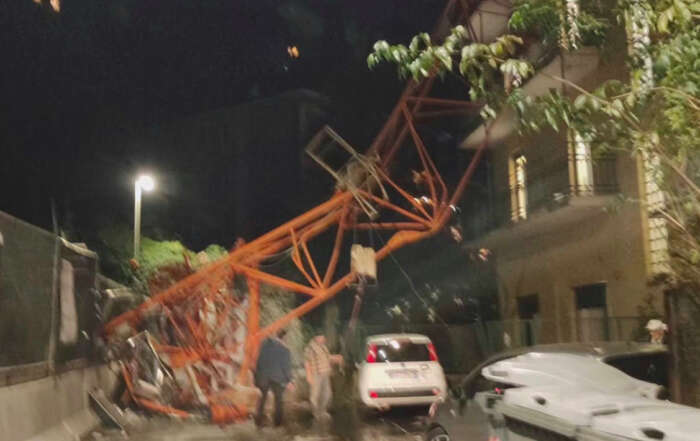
[87,406,428,441]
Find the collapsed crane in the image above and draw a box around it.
[102,0,500,424]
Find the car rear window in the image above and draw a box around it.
[604,353,669,388]
[374,341,430,362]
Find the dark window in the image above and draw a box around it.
[518,294,539,319]
[374,341,430,362]
[518,294,539,346]
[605,353,669,389]
[574,283,608,341]
[575,283,607,309]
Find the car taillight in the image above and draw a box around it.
[427,343,438,362]
[369,391,378,398]
[366,344,377,363]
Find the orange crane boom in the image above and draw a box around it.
[104,0,494,420]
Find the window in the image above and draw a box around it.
[511,153,528,220]
[605,353,669,389]
[518,294,540,346]
[573,131,594,195]
[574,283,608,342]
[373,341,431,362]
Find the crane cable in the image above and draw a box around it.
[371,227,448,326]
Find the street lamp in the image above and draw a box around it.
[134,174,155,260]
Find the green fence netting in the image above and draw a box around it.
[0,211,98,368]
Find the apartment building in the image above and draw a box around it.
[460,48,667,345]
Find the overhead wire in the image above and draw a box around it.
[371,226,449,326]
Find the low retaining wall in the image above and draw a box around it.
[0,363,118,441]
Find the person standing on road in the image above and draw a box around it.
[304,334,342,420]
[254,329,294,427]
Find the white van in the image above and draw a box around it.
[357,333,447,409]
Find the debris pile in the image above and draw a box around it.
[103,284,260,424]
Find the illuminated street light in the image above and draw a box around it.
[134,174,156,260]
[136,175,155,192]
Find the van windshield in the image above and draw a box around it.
[374,341,430,362]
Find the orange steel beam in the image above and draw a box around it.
[401,104,439,209]
[356,190,433,227]
[402,106,449,204]
[404,96,483,108]
[415,109,480,119]
[300,240,323,288]
[290,228,320,289]
[322,203,349,287]
[375,167,433,220]
[240,277,260,382]
[352,222,427,230]
[231,264,318,297]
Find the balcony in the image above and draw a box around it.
[464,149,619,248]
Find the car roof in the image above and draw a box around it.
[486,341,667,364]
[482,352,646,392]
[365,333,431,344]
[461,342,667,385]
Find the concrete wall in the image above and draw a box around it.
[0,364,117,441]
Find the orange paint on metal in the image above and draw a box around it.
[374,167,433,219]
[402,105,449,204]
[352,222,427,230]
[239,277,260,382]
[232,264,318,297]
[356,190,432,227]
[290,229,319,289]
[322,203,349,287]
[300,240,323,288]
[405,96,482,108]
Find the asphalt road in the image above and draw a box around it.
[89,406,429,441]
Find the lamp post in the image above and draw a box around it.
[134,174,155,260]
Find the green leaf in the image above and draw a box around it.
[674,0,692,21]
[367,53,377,68]
[373,40,390,53]
[574,94,588,109]
[612,99,624,113]
[489,42,505,57]
[434,46,452,71]
[656,11,671,34]
[544,108,558,132]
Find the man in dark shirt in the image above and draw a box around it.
[254,328,294,427]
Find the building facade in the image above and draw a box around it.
[461,49,666,346]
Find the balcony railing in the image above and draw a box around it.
[505,151,618,223]
[461,151,618,239]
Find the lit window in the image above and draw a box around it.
[573,131,594,194]
[511,154,528,220]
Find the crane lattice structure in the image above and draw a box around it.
[104,0,502,417]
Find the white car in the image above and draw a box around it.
[357,333,447,410]
[482,352,665,399]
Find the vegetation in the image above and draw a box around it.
[368,0,700,294]
[92,223,229,295]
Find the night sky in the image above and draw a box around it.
[1,0,444,249]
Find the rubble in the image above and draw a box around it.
[102,284,260,425]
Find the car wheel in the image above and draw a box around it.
[426,426,450,441]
